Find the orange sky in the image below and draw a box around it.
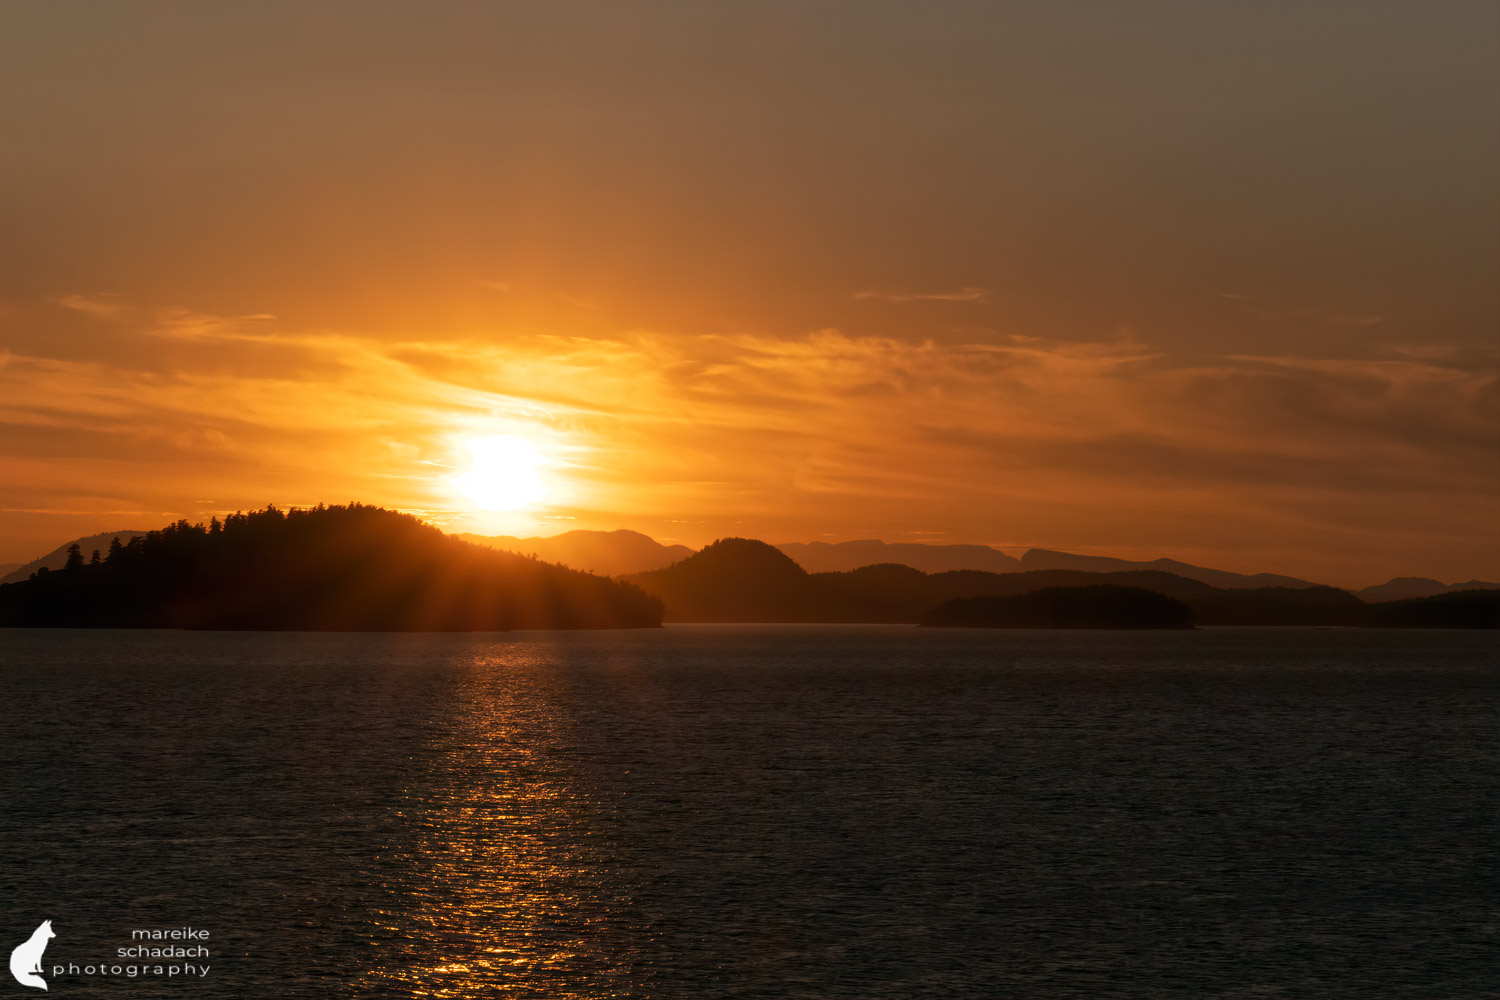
[1,2,1497,587]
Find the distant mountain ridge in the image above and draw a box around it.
[10,525,1497,598]
[1019,548,1324,589]
[456,529,693,577]
[1355,576,1500,603]
[1,530,150,584]
[776,539,1022,574]
[625,538,1498,627]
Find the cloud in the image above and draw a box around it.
[146,307,279,340]
[1,306,1495,584]
[53,293,132,320]
[50,295,279,339]
[853,287,991,304]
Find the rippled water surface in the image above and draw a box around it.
[2,626,1497,997]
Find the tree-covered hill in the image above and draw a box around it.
[0,504,662,630]
[623,538,826,622]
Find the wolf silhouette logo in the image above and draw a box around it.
[9,921,54,991]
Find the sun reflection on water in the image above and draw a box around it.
[362,647,648,997]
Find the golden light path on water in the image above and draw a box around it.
[364,646,647,996]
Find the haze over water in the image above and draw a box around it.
[2,626,1495,997]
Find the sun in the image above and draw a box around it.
[452,435,549,511]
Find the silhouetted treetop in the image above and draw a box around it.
[1,503,661,631]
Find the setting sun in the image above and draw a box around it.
[452,435,549,512]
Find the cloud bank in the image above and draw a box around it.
[0,297,1494,585]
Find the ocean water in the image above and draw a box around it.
[1,626,1496,998]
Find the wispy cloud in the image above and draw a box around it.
[147,307,279,340]
[51,295,278,338]
[53,293,132,320]
[853,286,991,304]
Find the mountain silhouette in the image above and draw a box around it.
[625,538,830,621]
[922,586,1195,629]
[625,541,1231,622]
[0,530,150,584]
[625,539,1496,627]
[0,504,661,630]
[443,530,1347,588]
[6,520,1493,628]
[776,540,1022,574]
[1357,576,1500,603]
[1357,576,1450,602]
[457,528,693,577]
[1020,548,1323,589]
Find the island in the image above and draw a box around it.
[0,504,662,631]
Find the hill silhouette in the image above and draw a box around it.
[0,529,150,584]
[1356,576,1500,603]
[624,538,829,621]
[776,540,1022,574]
[439,528,1382,589]
[626,541,1277,623]
[626,539,1497,627]
[5,521,1492,629]
[457,528,693,577]
[0,504,661,630]
[1020,548,1323,589]
[921,586,1195,629]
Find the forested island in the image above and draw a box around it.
[0,504,662,630]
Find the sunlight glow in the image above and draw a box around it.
[453,435,549,511]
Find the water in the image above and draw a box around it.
[1,626,1496,998]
